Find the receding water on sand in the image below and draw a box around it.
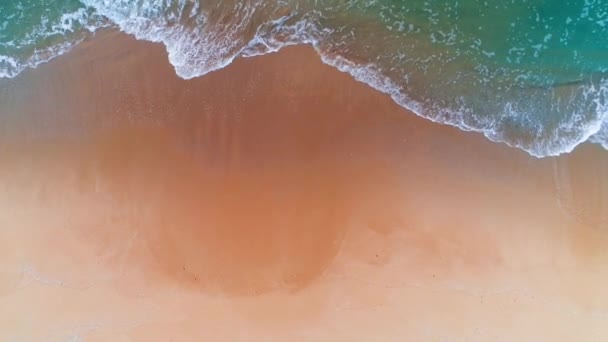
[2,0,608,156]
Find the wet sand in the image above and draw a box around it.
[0,30,607,341]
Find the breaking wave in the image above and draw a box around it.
[1,0,607,157]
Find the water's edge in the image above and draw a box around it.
[1,1,607,158]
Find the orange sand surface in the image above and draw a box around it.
[0,31,607,341]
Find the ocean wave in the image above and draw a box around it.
[320,52,608,157]
[0,4,107,78]
[2,0,608,158]
[0,39,81,78]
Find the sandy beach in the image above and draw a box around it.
[0,30,607,341]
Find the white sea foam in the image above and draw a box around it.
[590,122,608,149]
[588,84,608,150]
[0,7,106,79]
[316,49,608,157]
[0,39,83,78]
[81,0,258,79]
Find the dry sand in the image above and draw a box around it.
[0,30,607,341]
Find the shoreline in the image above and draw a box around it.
[0,30,607,340]
[3,27,607,158]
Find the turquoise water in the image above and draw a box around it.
[1,0,607,156]
[0,0,102,77]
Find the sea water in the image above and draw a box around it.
[1,0,607,156]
